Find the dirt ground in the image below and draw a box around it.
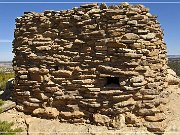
[0,85,180,135]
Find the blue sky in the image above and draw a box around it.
[0,0,180,61]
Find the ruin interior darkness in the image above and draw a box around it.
[105,77,120,87]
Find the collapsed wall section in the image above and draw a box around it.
[13,3,168,132]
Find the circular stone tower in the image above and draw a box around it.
[13,2,168,132]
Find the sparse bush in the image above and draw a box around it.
[0,100,4,106]
[0,72,14,91]
[0,100,4,113]
[0,100,22,134]
[0,121,23,135]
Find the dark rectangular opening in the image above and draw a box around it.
[50,65,64,71]
[105,77,120,87]
[52,65,59,71]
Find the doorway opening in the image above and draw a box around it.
[105,77,120,87]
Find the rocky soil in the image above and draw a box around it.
[0,84,180,135]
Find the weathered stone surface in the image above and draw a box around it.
[93,113,110,126]
[52,70,72,77]
[12,2,170,133]
[166,68,180,85]
[60,111,84,119]
[114,100,136,108]
[130,75,144,83]
[127,20,137,25]
[33,107,59,118]
[145,122,167,133]
[145,113,166,122]
[0,101,16,112]
[23,101,40,107]
[125,112,140,124]
[28,98,41,103]
[80,3,98,8]
[122,33,139,40]
[30,74,43,82]
[146,33,156,40]
[28,67,39,73]
[138,108,160,116]
[39,68,49,74]
[44,86,59,92]
[100,3,108,9]
[111,114,126,129]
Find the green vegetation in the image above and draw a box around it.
[168,60,180,77]
[0,100,4,113]
[0,100,4,106]
[0,72,14,91]
[0,121,23,135]
[0,100,22,135]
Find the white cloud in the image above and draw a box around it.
[0,40,12,43]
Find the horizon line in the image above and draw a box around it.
[0,2,180,4]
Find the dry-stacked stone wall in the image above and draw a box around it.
[13,3,169,132]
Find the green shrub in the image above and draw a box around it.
[0,100,4,106]
[0,121,23,135]
[0,72,14,91]
[0,100,4,113]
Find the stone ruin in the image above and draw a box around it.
[12,3,169,133]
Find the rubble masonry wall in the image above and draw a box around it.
[13,3,168,132]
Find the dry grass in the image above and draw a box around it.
[0,72,14,91]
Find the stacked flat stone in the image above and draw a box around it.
[13,2,169,132]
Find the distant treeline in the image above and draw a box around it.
[0,61,12,64]
[168,58,180,77]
